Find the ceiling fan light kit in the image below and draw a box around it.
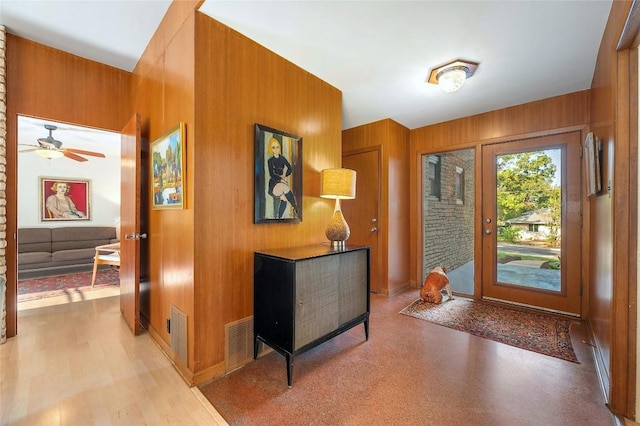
[19,124,106,162]
[35,149,64,160]
[428,59,479,93]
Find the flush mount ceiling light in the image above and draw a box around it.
[428,59,479,93]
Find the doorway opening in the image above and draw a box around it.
[421,148,475,296]
[16,115,121,311]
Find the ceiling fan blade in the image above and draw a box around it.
[18,144,40,148]
[19,148,39,153]
[63,151,88,162]
[64,148,105,158]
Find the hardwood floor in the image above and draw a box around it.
[1,296,227,426]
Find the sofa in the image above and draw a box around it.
[18,227,118,277]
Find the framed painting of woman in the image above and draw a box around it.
[254,124,302,223]
[40,177,90,221]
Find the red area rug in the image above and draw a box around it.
[18,269,120,302]
[400,297,579,363]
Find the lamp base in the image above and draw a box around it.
[325,208,350,247]
[331,240,346,250]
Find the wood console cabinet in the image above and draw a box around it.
[254,244,370,387]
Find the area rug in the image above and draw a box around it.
[18,269,120,302]
[400,297,579,363]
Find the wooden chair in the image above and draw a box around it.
[91,242,120,287]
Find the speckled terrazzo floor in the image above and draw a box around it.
[199,288,616,426]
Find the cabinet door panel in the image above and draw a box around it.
[338,250,368,324]
[295,256,339,349]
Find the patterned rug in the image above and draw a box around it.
[18,269,120,302]
[400,297,579,363]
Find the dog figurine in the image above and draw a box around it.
[420,266,454,304]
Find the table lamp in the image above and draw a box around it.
[320,168,356,249]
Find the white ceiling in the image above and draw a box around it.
[1,0,613,131]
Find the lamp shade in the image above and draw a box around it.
[320,168,356,200]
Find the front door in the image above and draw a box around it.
[120,114,143,334]
[481,132,582,315]
[342,149,381,293]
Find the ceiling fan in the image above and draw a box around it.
[19,124,106,162]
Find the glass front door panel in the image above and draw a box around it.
[481,132,581,316]
[495,149,562,292]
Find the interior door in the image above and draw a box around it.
[120,114,143,334]
[342,149,381,293]
[481,132,581,315]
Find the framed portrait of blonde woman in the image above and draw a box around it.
[40,177,90,221]
[254,124,302,224]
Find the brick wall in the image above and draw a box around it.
[422,148,474,280]
[1,25,6,343]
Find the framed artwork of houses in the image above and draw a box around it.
[40,177,90,221]
[151,123,185,209]
[254,124,302,223]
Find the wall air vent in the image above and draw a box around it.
[225,316,270,373]
[170,305,188,365]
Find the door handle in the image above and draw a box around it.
[125,233,147,240]
[485,229,492,235]
[371,227,378,232]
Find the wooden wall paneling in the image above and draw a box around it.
[161,12,196,372]
[627,43,638,418]
[6,37,131,131]
[543,91,590,129]
[509,100,545,136]
[5,35,131,338]
[193,15,233,376]
[386,120,410,295]
[476,108,512,142]
[379,123,391,295]
[613,47,631,416]
[190,14,343,382]
[130,1,198,380]
[587,0,633,414]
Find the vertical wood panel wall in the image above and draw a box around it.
[589,0,635,416]
[130,1,197,382]
[193,14,342,381]
[409,91,590,290]
[5,36,132,337]
[342,119,411,296]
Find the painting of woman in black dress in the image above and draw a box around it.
[254,124,302,223]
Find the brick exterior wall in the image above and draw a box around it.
[422,148,474,281]
[1,25,6,343]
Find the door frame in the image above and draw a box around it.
[413,126,589,310]
[342,146,382,294]
[480,132,582,316]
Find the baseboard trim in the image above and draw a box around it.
[585,317,610,405]
[146,323,227,387]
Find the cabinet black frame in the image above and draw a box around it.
[253,244,370,387]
